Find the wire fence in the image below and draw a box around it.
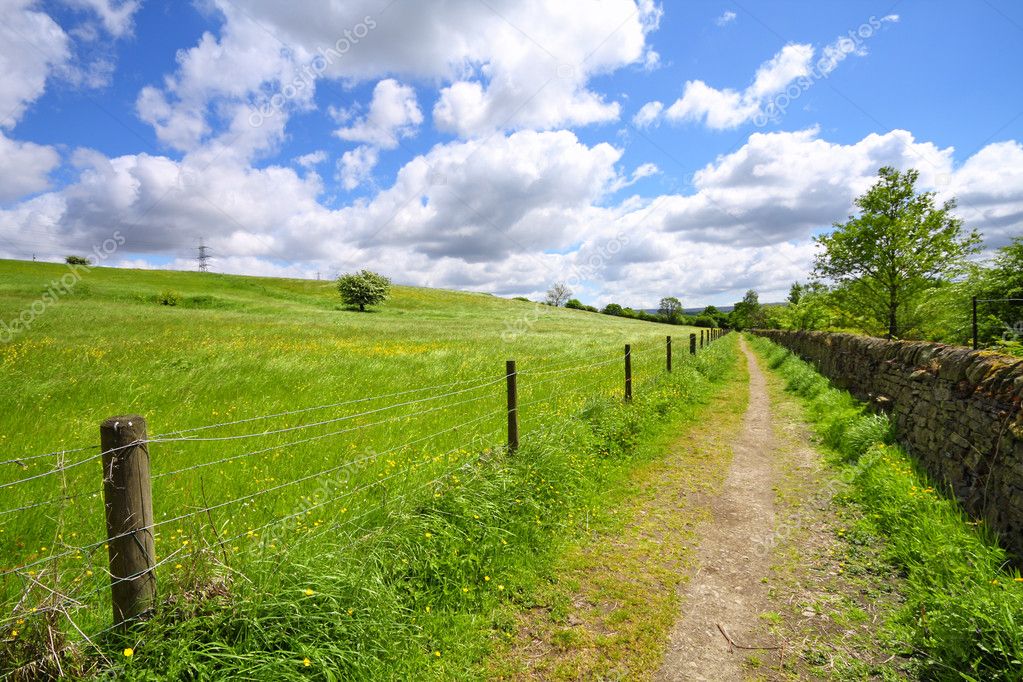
[0,330,728,674]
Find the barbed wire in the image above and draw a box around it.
[147,375,506,447]
[152,372,505,439]
[0,408,506,578]
[0,374,508,475]
[515,373,619,413]
[516,353,620,378]
[0,486,103,518]
[151,398,501,481]
[0,445,99,468]
[0,440,142,492]
[2,426,504,639]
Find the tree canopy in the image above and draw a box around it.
[813,166,981,338]
[658,296,683,323]
[337,270,391,311]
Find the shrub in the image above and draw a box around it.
[64,255,91,266]
[158,290,180,306]
[337,270,391,311]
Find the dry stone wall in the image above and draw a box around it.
[753,329,1023,557]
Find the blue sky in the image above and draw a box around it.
[1,0,1021,307]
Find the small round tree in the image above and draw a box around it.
[337,270,391,311]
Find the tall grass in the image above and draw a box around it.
[0,259,732,678]
[749,334,1023,681]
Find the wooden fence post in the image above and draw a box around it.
[666,335,672,372]
[100,415,156,629]
[624,344,632,402]
[972,296,978,350]
[690,333,696,355]
[506,360,518,452]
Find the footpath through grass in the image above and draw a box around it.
[486,334,746,680]
[748,334,1023,681]
[0,259,722,678]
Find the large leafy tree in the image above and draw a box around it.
[658,296,683,323]
[813,166,981,338]
[337,270,391,311]
[729,289,765,330]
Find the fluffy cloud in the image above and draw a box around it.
[336,79,422,148]
[338,146,379,190]
[64,0,139,37]
[642,16,898,131]
[632,100,663,127]
[145,0,660,141]
[662,43,814,129]
[0,132,61,202]
[942,140,1023,247]
[0,1,70,128]
[636,127,956,246]
[1,122,1019,307]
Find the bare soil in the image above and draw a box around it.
[656,338,781,681]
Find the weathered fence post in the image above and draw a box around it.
[690,333,696,355]
[624,344,632,402]
[100,415,156,629]
[666,335,672,372]
[506,360,518,452]
[700,330,705,348]
[972,296,978,350]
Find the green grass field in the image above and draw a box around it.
[0,259,725,678]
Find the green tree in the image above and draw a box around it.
[64,255,91,266]
[781,282,832,330]
[975,237,1023,350]
[658,296,683,323]
[337,270,391,311]
[601,303,625,317]
[787,282,804,305]
[729,289,765,330]
[564,298,585,310]
[813,166,981,339]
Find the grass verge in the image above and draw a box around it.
[748,334,1023,681]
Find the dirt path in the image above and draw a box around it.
[487,337,904,680]
[656,338,779,681]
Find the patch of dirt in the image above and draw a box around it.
[656,338,781,681]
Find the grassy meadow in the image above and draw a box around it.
[0,259,727,678]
